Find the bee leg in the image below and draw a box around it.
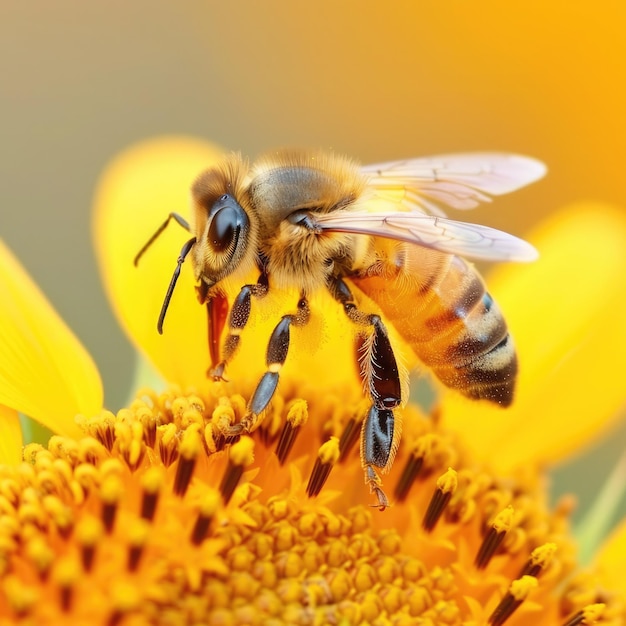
[363,406,394,511]
[328,276,402,509]
[209,273,269,380]
[222,295,310,436]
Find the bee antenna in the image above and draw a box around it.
[157,237,196,334]
[134,213,191,267]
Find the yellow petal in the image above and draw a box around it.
[92,137,225,395]
[0,241,103,438]
[441,203,626,473]
[0,406,22,464]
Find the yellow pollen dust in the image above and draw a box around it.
[0,387,622,625]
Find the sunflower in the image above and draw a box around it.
[0,138,625,625]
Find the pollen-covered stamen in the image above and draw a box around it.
[518,542,557,578]
[137,406,158,448]
[114,418,146,471]
[100,475,123,533]
[127,519,149,572]
[219,436,255,504]
[394,452,424,502]
[191,489,220,546]
[24,535,54,580]
[2,576,38,616]
[108,583,142,626]
[489,575,538,625]
[78,438,108,466]
[140,467,164,521]
[173,425,202,497]
[475,505,514,569]
[306,437,340,498]
[395,434,435,501]
[210,403,242,451]
[275,399,308,464]
[42,494,74,539]
[76,516,104,572]
[53,557,80,612]
[82,411,117,451]
[561,603,606,626]
[423,468,457,532]
[337,402,368,463]
[158,423,180,467]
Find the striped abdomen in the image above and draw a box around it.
[350,244,517,406]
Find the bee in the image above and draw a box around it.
[135,149,544,508]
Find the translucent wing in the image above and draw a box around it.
[315,211,538,262]
[361,153,546,214]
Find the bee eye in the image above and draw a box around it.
[209,205,238,252]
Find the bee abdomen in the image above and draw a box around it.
[352,250,519,407]
[417,285,518,407]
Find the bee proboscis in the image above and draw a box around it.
[135,149,545,508]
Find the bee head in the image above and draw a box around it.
[191,158,258,287]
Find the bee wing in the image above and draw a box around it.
[315,211,538,262]
[361,153,546,214]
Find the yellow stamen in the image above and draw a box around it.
[126,518,150,572]
[76,516,104,572]
[173,423,202,497]
[306,436,341,497]
[190,489,220,546]
[519,542,557,578]
[140,466,164,521]
[219,436,255,503]
[275,399,308,464]
[100,474,123,533]
[489,574,538,625]
[423,467,458,531]
[475,504,515,569]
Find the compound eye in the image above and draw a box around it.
[208,201,238,252]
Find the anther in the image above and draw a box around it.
[76,516,104,572]
[422,468,457,532]
[191,489,220,545]
[395,435,436,501]
[108,582,142,626]
[24,536,54,580]
[306,437,340,498]
[173,426,202,497]
[219,437,255,504]
[338,406,366,463]
[158,423,180,467]
[560,603,605,626]
[275,400,308,465]
[115,420,146,471]
[140,467,164,521]
[489,575,538,625]
[78,438,108,465]
[42,495,73,539]
[518,542,557,578]
[2,575,38,616]
[85,411,117,451]
[127,519,150,572]
[475,505,514,569]
[100,475,124,533]
[53,557,80,612]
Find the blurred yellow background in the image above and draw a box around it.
[2,2,625,527]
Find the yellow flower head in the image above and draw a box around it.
[0,137,625,625]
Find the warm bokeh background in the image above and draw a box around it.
[2,2,625,530]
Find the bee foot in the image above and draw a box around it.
[209,362,229,382]
[218,413,257,438]
[365,465,390,511]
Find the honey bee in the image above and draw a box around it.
[135,149,544,508]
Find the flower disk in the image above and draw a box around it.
[0,385,623,626]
